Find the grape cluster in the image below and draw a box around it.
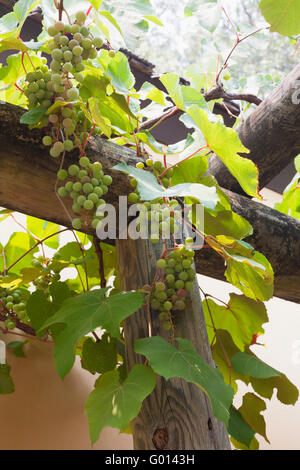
[57,155,112,230]
[23,11,108,157]
[0,285,28,329]
[148,245,196,329]
[31,255,61,290]
[128,159,183,242]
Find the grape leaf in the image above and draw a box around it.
[20,106,47,125]
[186,105,261,199]
[113,162,219,211]
[26,216,60,249]
[251,373,299,405]
[106,52,135,95]
[259,0,300,36]
[231,352,281,378]
[203,294,268,351]
[238,392,269,444]
[0,364,15,394]
[227,406,255,448]
[81,334,118,375]
[134,336,234,425]
[275,174,300,220]
[85,365,156,444]
[160,73,207,111]
[0,232,38,274]
[40,289,143,378]
[26,289,52,337]
[0,0,39,38]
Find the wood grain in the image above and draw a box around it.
[117,237,231,450]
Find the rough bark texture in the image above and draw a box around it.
[0,102,299,302]
[117,237,231,450]
[208,63,300,195]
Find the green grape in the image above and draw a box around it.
[37,79,46,89]
[182,259,192,269]
[59,35,69,46]
[64,139,74,151]
[166,274,175,284]
[83,183,93,194]
[49,114,58,123]
[128,192,139,203]
[163,301,172,311]
[47,25,57,37]
[136,162,144,169]
[72,218,82,230]
[155,282,166,292]
[154,160,162,170]
[76,11,86,24]
[175,279,185,290]
[185,237,194,245]
[28,82,39,93]
[82,38,92,50]
[35,70,43,80]
[57,169,68,180]
[63,50,73,62]
[73,32,83,43]
[63,62,73,73]
[94,186,103,197]
[77,195,86,206]
[109,50,115,58]
[54,21,65,32]
[162,177,169,188]
[5,319,15,330]
[52,48,63,60]
[155,291,167,302]
[68,39,79,49]
[66,87,79,101]
[92,218,101,229]
[179,271,188,281]
[79,156,90,167]
[31,259,42,268]
[73,45,83,56]
[75,63,85,72]
[70,190,78,200]
[65,181,73,191]
[50,147,60,158]
[83,199,94,210]
[73,73,83,84]
[53,141,65,154]
[50,60,61,72]
[80,26,89,36]
[102,174,112,185]
[73,182,82,192]
[62,117,73,129]
[157,259,166,269]
[42,135,52,146]
[88,193,99,204]
[93,37,103,48]
[151,299,161,310]
[78,169,87,178]
[81,176,90,184]
[70,24,80,34]
[185,281,194,291]
[68,164,79,176]
[101,184,108,195]
[58,187,68,197]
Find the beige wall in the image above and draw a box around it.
[0,333,133,450]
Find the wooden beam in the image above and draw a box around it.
[0,102,299,303]
[208,63,300,195]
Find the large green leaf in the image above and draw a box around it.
[160,73,207,111]
[259,0,300,36]
[0,232,38,274]
[275,173,300,220]
[88,97,112,137]
[106,52,135,95]
[171,154,209,185]
[85,365,156,444]
[231,352,281,379]
[113,162,219,211]
[251,373,299,405]
[135,336,234,425]
[227,406,255,448]
[26,289,52,337]
[203,294,268,351]
[238,392,269,444]
[186,105,261,199]
[0,364,15,394]
[26,216,60,249]
[81,335,118,375]
[40,289,143,378]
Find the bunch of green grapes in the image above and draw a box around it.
[128,159,182,242]
[23,11,108,157]
[31,255,61,291]
[0,285,28,328]
[148,244,196,329]
[57,155,112,230]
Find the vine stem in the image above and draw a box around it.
[159,146,209,180]
[6,228,69,272]
[93,237,106,288]
[0,325,54,344]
